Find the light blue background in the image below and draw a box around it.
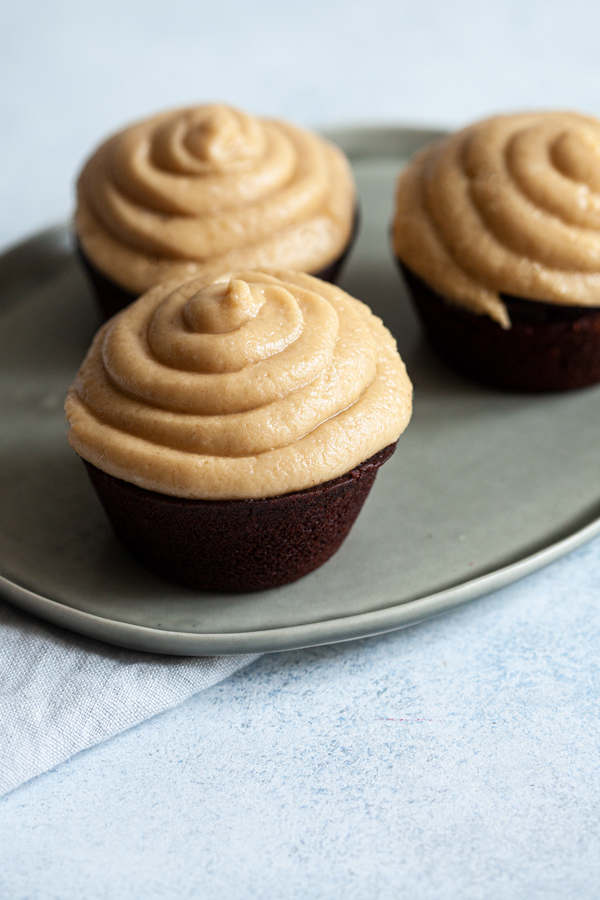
[2,1,600,897]
[4,0,600,249]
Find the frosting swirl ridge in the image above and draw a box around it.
[393,111,600,327]
[76,105,356,294]
[65,271,411,500]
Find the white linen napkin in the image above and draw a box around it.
[0,598,259,797]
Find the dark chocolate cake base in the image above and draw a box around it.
[314,207,360,285]
[76,247,138,321]
[76,209,360,322]
[400,262,600,392]
[83,441,395,593]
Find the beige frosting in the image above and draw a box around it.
[65,271,412,500]
[76,104,356,294]
[393,111,600,328]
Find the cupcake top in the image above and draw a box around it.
[76,104,356,294]
[393,111,600,327]
[65,271,412,500]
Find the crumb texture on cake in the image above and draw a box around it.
[393,111,600,327]
[76,104,356,294]
[65,271,412,500]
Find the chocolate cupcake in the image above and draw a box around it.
[76,104,358,320]
[393,111,600,392]
[65,271,412,591]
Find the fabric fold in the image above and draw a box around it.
[0,599,259,797]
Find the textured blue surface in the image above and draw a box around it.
[3,0,600,249]
[2,536,600,898]
[3,0,600,895]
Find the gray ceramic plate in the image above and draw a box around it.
[1,126,599,656]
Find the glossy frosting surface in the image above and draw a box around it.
[393,111,600,326]
[65,271,412,500]
[76,105,356,293]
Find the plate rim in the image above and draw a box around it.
[2,514,599,655]
[1,124,599,656]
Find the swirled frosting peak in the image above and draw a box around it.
[76,104,356,294]
[393,111,600,327]
[65,271,412,500]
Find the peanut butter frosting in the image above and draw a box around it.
[65,271,412,500]
[393,111,600,328]
[76,104,356,294]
